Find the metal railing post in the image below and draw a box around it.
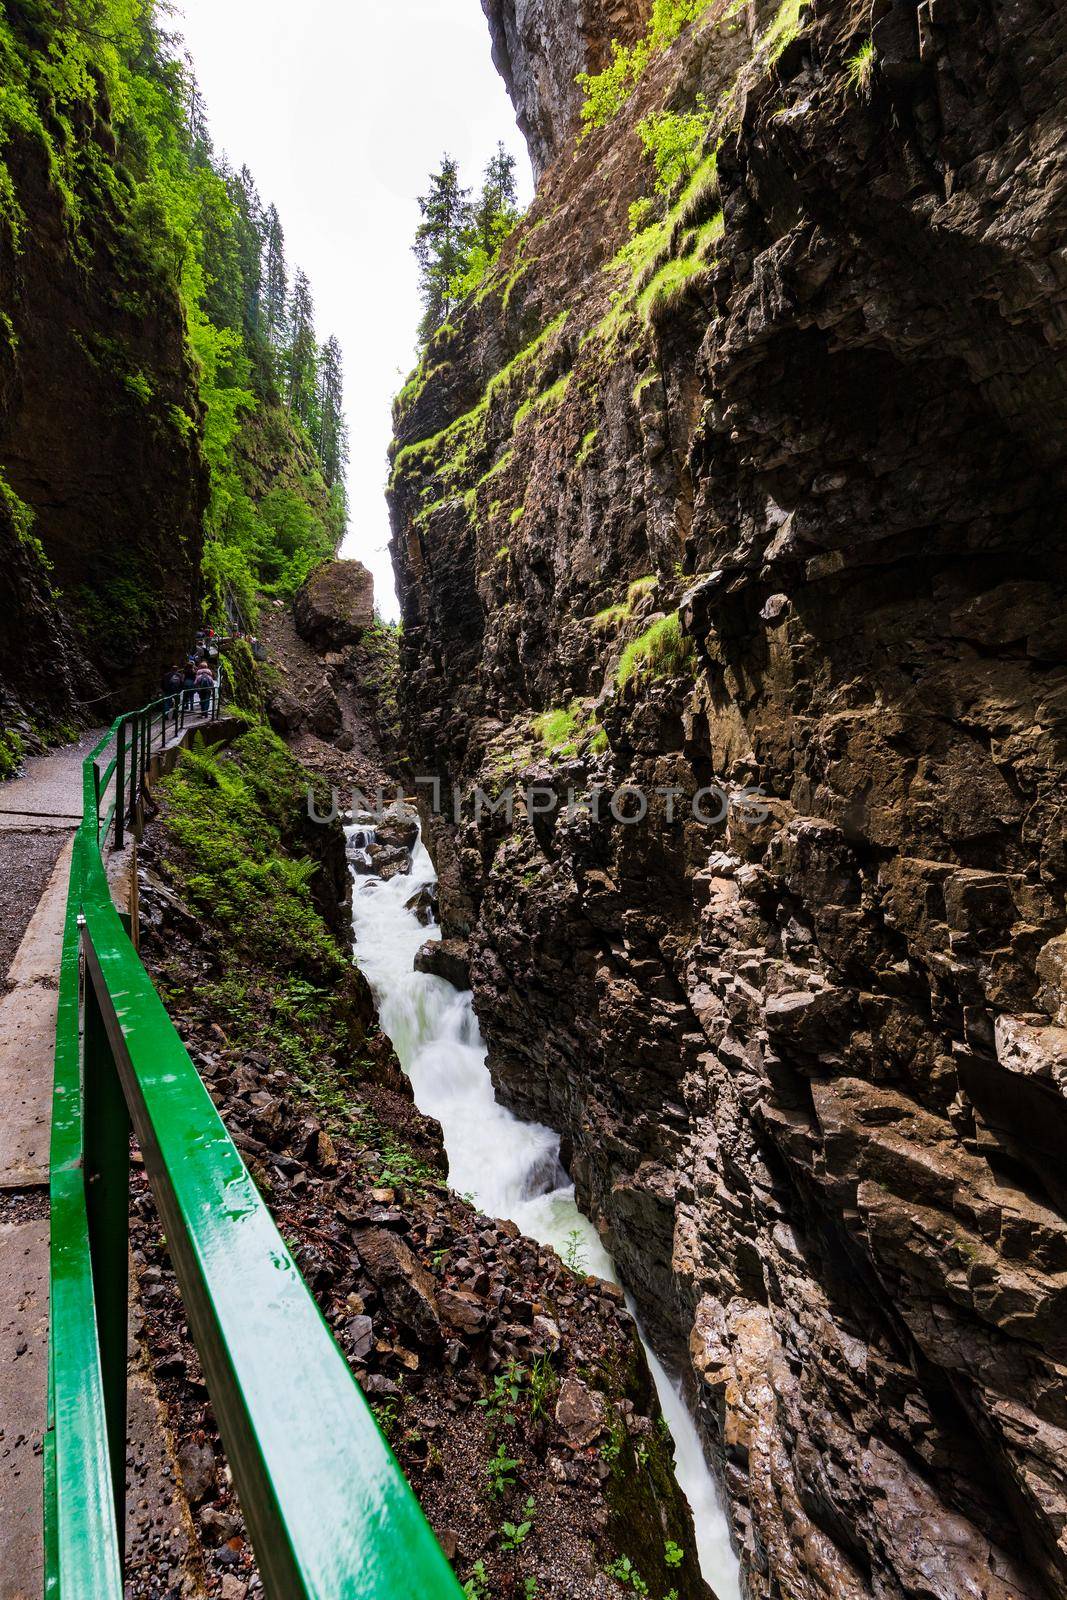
[115,723,126,851]
[81,928,130,1553]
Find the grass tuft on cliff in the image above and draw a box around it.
[617,614,696,688]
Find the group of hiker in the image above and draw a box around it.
[161,629,221,717]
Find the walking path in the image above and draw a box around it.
[0,705,225,1598]
[0,731,94,1600]
[0,729,106,832]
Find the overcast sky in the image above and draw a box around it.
[175,0,531,618]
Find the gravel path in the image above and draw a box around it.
[0,728,106,979]
[0,727,107,831]
[0,831,67,982]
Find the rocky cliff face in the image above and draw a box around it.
[0,34,206,742]
[389,0,1067,1595]
[481,0,649,175]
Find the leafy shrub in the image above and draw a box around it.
[577,0,717,129]
[637,101,710,196]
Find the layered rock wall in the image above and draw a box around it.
[390,1,1067,1595]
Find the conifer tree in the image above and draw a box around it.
[413,155,471,344]
[471,142,519,254]
[285,268,318,428]
[263,204,288,349]
[316,335,349,488]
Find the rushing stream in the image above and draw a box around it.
[349,824,740,1600]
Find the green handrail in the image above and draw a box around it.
[46,707,463,1599]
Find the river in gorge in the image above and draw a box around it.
[348,823,740,1600]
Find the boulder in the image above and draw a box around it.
[355,1227,440,1343]
[554,1377,605,1448]
[294,560,375,649]
[406,886,439,927]
[414,938,471,991]
[307,682,343,739]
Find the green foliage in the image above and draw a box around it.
[603,1555,650,1594]
[415,143,522,343]
[577,0,717,130]
[486,1444,521,1498]
[637,101,710,196]
[462,1560,491,1600]
[528,1356,559,1420]
[513,371,572,436]
[479,1359,527,1436]
[592,150,721,350]
[392,313,568,497]
[562,1228,589,1274]
[616,614,695,688]
[0,726,24,781]
[0,468,51,575]
[577,428,599,467]
[846,39,875,90]
[158,725,345,980]
[0,3,349,626]
[636,253,709,327]
[532,702,588,758]
[762,0,810,61]
[500,1497,536,1552]
[664,1541,684,1569]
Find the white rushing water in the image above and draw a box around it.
[349,825,740,1600]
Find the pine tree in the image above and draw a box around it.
[413,155,471,344]
[471,142,519,254]
[285,268,319,428]
[316,335,349,488]
[185,64,211,165]
[263,204,288,350]
[232,165,264,346]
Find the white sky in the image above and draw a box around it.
[174,0,531,619]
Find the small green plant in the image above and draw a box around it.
[500,1496,536,1551]
[463,1559,491,1600]
[486,1444,521,1497]
[528,1355,559,1419]
[601,1410,625,1466]
[664,1541,684,1569]
[562,1228,588,1275]
[604,1555,649,1594]
[846,38,875,91]
[480,1359,527,1433]
[523,1581,540,1599]
[122,368,153,405]
[371,1395,401,1442]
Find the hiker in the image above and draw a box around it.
[182,659,198,712]
[161,664,183,713]
[194,659,216,717]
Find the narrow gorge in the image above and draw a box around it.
[387,0,1067,1597]
[1,0,1065,1597]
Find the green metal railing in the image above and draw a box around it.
[45,702,464,1598]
